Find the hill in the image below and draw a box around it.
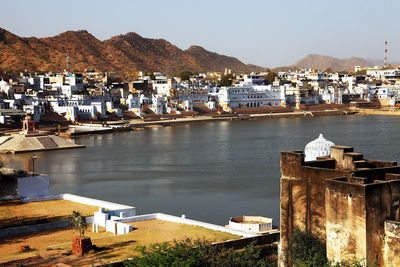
[295,54,373,71]
[0,28,266,74]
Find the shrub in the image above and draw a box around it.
[123,238,274,267]
[289,230,328,267]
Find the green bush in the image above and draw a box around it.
[289,230,373,267]
[123,238,273,267]
[289,230,328,267]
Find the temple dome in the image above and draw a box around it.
[304,134,335,161]
[0,79,10,93]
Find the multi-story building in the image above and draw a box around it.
[217,86,286,112]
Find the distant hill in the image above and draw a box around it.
[0,28,267,73]
[367,58,400,66]
[295,54,373,71]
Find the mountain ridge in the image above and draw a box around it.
[0,28,267,73]
[294,54,373,71]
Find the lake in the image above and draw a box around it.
[6,115,400,225]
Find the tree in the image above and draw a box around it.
[219,74,234,87]
[124,238,273,267]
[71,210,86,237]
[354,69,366,75]
[149,72,156,80]
[179,71,195,81]
[264,72,277,85]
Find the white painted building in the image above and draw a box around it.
[228,216,273,234]
[377,88,391,100]
[242,74,265,86]
[367,69,400,79]
[217,86,285,112]
[151,78,177,96]
[150,95,165,114]
[50,99,109,121]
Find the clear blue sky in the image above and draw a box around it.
[1,0,399,67]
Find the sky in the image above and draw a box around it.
[1,0,399,67]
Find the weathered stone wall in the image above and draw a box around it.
[331,146,354,170]
[326,179,367,263]
[353,166,400,182]
[280,147,400,267]
[384,220,400,267]
[280,151,347,265]
[365,182,392,266]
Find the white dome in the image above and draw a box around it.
[304,134,335,162]
[0,79,10,95]
[0,79,9,90]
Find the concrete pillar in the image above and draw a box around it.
[92,222,95,232]
[96,223,99,233]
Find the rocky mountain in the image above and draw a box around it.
[0,28,266,73]
[295,54,373,71]
[367,58,400,66]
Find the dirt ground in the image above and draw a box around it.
[0,219,239,266]
[0,199,98,229]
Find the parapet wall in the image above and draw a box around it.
[119,213,258,237]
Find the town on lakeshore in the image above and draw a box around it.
[1,63,400,266]
[0,64,399,141]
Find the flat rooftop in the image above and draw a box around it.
[0,219,240,266]
[0,199,99,229]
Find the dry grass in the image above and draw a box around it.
[0,219,240,266]
[0,199,99,229]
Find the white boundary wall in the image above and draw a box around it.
[62,193,136,217]
[21,193,136,217]
[118,213,257,238]
[1,193,135,237]
[3,193,257,238]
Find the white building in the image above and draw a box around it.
[151,78,177,96]
[377,88,391,100]
[367,69,400,79]
[150,95,165,114]
[217,86,285,112]
[228,216,273,234]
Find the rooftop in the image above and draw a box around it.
[0,199,98,229]
[0,219,239,266]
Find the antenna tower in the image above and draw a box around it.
[384,40,388,68]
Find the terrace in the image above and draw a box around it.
[0,199,98,229]
[0,219,239,266]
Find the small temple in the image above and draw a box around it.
[0,115,84,153]
[20,115,38,136]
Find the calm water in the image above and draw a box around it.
[6,115,400,225]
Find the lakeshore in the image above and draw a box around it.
[4,106,400,138]
[64,108,359,137]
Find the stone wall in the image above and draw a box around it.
[326,175,400,267]
[384,220,400,266]
[365,182,392,266]
[279,150,347,265]
[325,179,367,263]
